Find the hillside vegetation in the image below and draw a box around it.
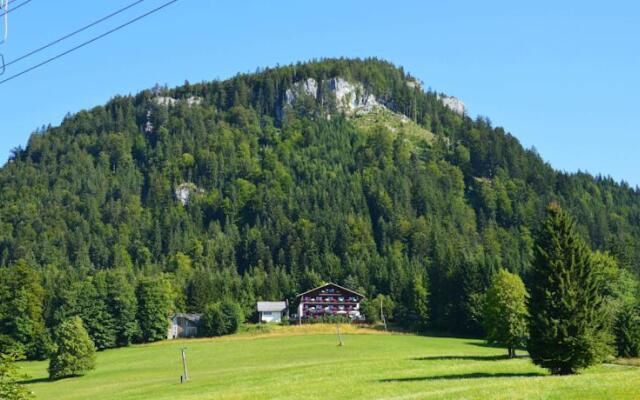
[0,58,639,354]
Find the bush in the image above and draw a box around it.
[48,317,96,380]
[219,300,244,334]
[305,315,351,324]
[200,300,244,337]
[200,304,227,337]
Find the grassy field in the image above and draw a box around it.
[19,325,640,400]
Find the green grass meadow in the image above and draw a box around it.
[19,325,640,400]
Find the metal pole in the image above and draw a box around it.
[380,296,387,331]
[181,348,188,382]
[337,323,343,346]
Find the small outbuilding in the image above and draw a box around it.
[168,313,201,339]
[257,301,288,323]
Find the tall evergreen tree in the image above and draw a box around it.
[528,204,613,374]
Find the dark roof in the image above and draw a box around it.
[172,313,202,322]
[295,282,365,298]
[257,301,287,312]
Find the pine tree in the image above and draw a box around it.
[48,316,96,380]
[528,204,613,374]
[483,269,528,358]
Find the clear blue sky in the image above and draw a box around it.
[1,0,638,186]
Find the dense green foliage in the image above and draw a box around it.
[0,352,33,400]
[200,300,243,337]
[0,261,50,359]
[483,269,528,357]
[135,277,173,343]
[0,58,639,355]
[615,304,640,357]
[48,317,96,380]
[361,294,394,324]
[54,268,138,350]
[528,205,613,374]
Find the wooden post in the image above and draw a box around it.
[380,296,387,331]
[181,348,188,382]
[336,323,343,346]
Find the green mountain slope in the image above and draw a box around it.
[1,58,639,337]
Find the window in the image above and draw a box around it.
[263,311,272,316]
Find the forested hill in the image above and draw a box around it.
[1,58,639,338]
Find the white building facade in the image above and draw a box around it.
[257,301,288,323]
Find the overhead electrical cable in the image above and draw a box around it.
[0,0,178,86]
[0,0,32,18]
[5,0,146,68]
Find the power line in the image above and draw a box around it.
[0,0,32,18]
[5,0,145,68]
[0,0,179,86]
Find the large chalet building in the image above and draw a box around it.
[295,283,365,323]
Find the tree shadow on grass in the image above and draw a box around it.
[410,355,510,361]
[20,374,83,384]
[380,372,544,382]
[19,376,52,384]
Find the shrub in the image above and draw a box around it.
[219,300,244,334]
[200,304,227,337]
[200,300,244,337]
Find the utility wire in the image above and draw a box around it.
[0,0,32,18]
[5,0,145,68]
[0,0,178,86]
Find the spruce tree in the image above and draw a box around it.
[528,204,612,374]
[48,317,96,380]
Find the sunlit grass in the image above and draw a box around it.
[19,325,640,400]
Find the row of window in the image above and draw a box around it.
[304,305,356,311]
[301,296,359,303]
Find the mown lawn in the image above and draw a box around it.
[19,325,640,400]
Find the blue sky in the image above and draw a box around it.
[1,0,638,186]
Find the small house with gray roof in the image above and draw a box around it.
[257,301,288,323]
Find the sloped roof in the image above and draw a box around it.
[172,313,201,322]
[257,301,287,312]
[295,282,365,298]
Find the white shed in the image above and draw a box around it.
[257,301,288,323]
